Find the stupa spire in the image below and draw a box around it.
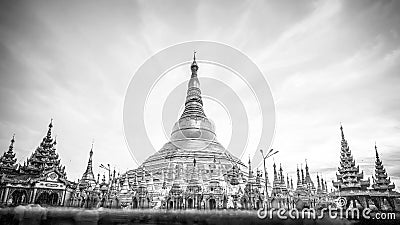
[296,165,301,186]
[80,141,96,187]
[273,162,278,182]
[179,52,206,120]
[248,156,253,178]
[191,50,198,77]
[86,142,94,175]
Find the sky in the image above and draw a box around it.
[0,0,399,190]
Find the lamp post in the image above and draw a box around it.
[260,148,279,210]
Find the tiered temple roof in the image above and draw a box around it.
[372,144,395,192]
[0,135,18,173]
[332,125,369,191]
[21,120,66,178]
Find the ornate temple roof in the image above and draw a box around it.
[372,144,395,192]
[140,53,245,178]
[20,119,67,178]
[0,135,18,173]
[332,125,370,191]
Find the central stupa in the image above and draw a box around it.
[140,53,246,178]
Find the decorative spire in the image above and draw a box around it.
[321,177,325,191]
[10,134,15,149]
[290,177,294,190]
[340,123,345,141]
[296,165,301,186]
[375,142,379,160]
[325,180,328,192]
[287,174,290,188]
[248,155,252,178]
[86,142,94,173]
[372,143,395,191]
[0,134,18,171]
[80,141,95,186]
[47,118,53,139]
[178,52,206,120]
[301,164,305,184]
[193,157,196,167]
[191,50,198,76]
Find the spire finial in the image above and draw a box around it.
[340,123,345,140]
[46,118,53,139]
[8,134,15,152]
[375,142,379,159]
[191,51,198,74]
[90,139,94,155]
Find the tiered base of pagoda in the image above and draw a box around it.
[139,139,246,179]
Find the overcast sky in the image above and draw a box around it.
[0,0,399,190]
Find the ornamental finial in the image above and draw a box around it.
[191,51,198,74]
[375,142,379,159]
[340,123,345,140]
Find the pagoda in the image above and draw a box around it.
[369,144,399,210]
[270,163,289,208]
[332,125,370,208]
[372,144,395,192]
[0,135,18,174]
[21,120,66,178]
[79,143,96,188]
[293,165,309,208]
[185,158,202,209]
[304,160,315,192]
[139,53,245,177]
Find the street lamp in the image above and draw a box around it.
[260,148,279,210]
[99,164,111,182]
